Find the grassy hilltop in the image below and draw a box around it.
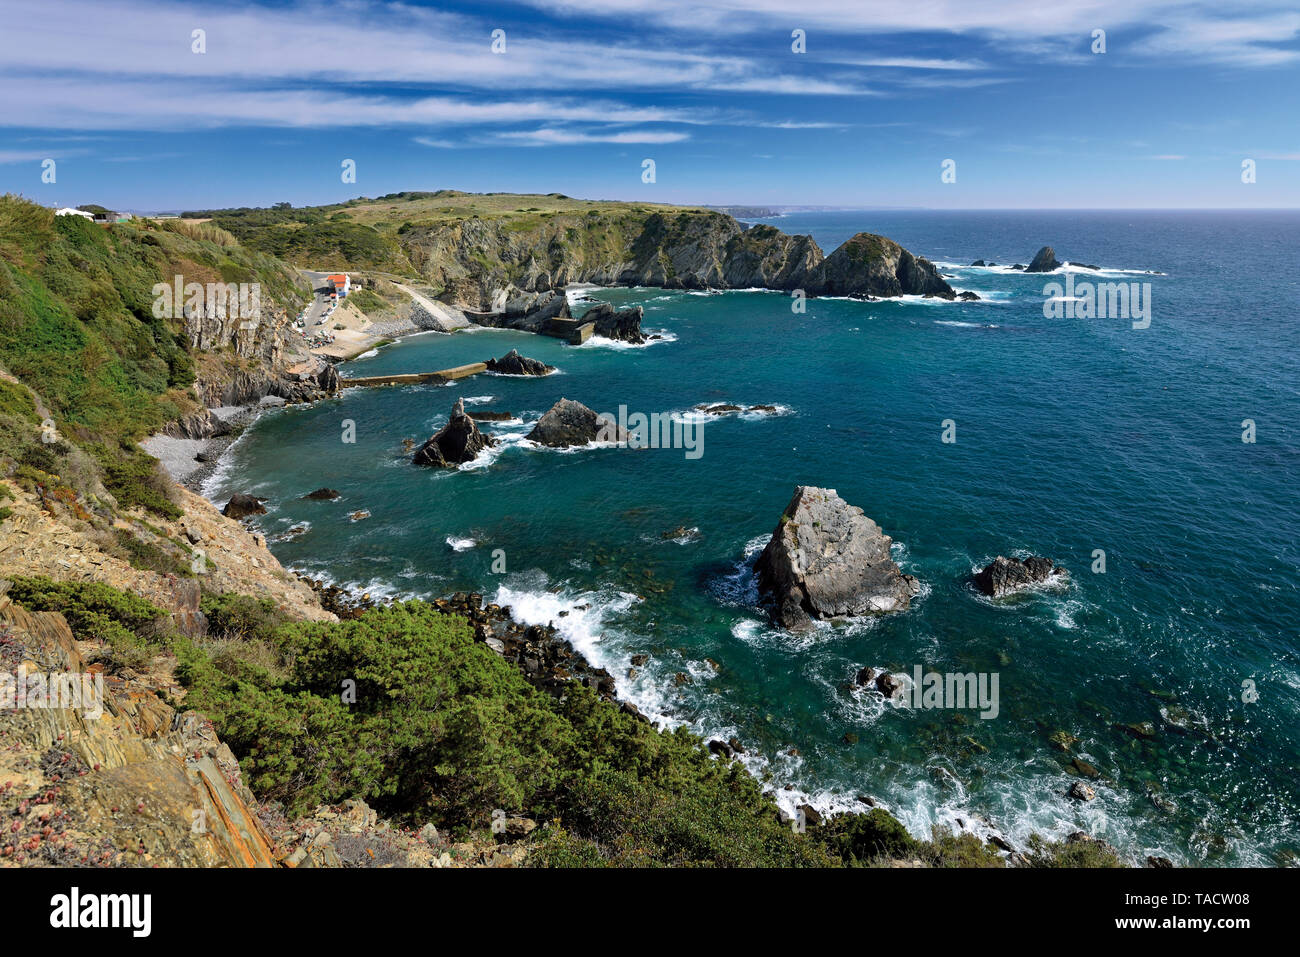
[184,189,711,277]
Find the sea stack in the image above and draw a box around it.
[412,397,496,467]
[755,486,919,630]
[1024,246,1062,273]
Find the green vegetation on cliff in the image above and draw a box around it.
[0,195,306,518]
[8,577,1122,868]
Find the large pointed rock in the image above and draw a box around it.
[1024,246,1062,273]
[526,398,627,448]
[755,486,919,629]
[412,398,496,467]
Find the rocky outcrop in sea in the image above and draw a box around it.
[485,349,555,376]
[755,486,919,630]
[584,302,647,343]
[1025,246,1062,273]
[412,398,496,467]
[800,232,955,299]
[526,398,627,448]
[973,555,1067,597]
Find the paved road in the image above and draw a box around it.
[299,270,338,328]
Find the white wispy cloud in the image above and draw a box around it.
[495,128,692,146]
[527,0,1300,66]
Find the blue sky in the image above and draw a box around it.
[2,0,1298,210]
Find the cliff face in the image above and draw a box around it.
[396,209,951,307]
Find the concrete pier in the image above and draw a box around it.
[341,362,488,389]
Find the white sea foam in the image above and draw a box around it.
[446,536,476,552]
[577,331,678,350]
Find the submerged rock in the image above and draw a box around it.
[754,486,920,630]
[303,487,341,500]
[1024,246,1062,273]
[526,398,627,448]
[412,398,496,467]
[973,555,1066,598]
[485,349,555,376]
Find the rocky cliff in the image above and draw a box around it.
[397,209,951,307]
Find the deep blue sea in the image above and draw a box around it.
[209,211,1300,865]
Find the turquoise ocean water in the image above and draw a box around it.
[208,211,1300,865]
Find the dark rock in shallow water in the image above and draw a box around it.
[957,290,981,301]
[707,739,734,758]
[970,260,987,267]
[222,493,267,520]
[316,363,341,395]
[584,302,647,343]
[1009,263,1025,271]
[466,410,514,422]
[1024,246,1062,273]
[876,672,903,699]
[1067,261,1100,270]
[855,666,876,687]
[475,289,570,333]
[303,487,341,500]
[412,398,496,467]
[485,348,555,376]
[755,486,920,630]
[973,555,1066,598]
[526,398,627,448]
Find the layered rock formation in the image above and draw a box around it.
[526,398,627,448]
[0,587,278,866]
[412,398,495,467]
[973,555,1067,597]
[755,486,919,629]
